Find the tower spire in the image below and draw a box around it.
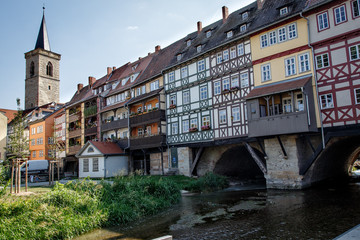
[34,6,51,51]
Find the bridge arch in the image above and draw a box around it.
[196,143,266,180]
[308,135,360,182]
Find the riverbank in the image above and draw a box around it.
[0,173,228,240]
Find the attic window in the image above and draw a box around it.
[186,40,192,47]
[132,64,138,71]
[206,30,212,38]
[240,24,247,32]
[196,45,202,53]
[177,54,182,61]
[242,12,248,20]
[227,31,233,38]
[280,7,288,15]
[87,147,94,153]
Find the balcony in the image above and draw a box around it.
[85,127,97,136]
[248,111,314,137]
[130,134,166,150]
[68,145,81,155]
[130,110,165,127]
[68,128,81,138]
[69,112,81,123]
[102,118,128,132]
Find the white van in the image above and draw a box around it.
[21,160,49,174]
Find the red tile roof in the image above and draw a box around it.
[89,141,124,155]
[0,109,17,123]
[246,76,312,100]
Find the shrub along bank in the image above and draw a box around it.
[0,173,228,240]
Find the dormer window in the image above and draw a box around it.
[186,40,192,47]
[242,12,248,20]
[240,24,247,32]
[177,54,182,61]
[206,30,212,38]
[280,7,288,15]
[196,45,202,53]
[132,64,138,71]
[227,31,233,38]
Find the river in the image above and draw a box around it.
[76,180,360,240]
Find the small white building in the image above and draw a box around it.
[76,140,128,178]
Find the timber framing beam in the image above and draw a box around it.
[191,147,204,175]
[244,142,267,174]
[277,136,288,159]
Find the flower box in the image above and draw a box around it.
[230,86,239,91]
[189,127,198,132]
[222,89,230,94]
[152,107,159,111]
[169,104,177,109]
[201,125,211,131]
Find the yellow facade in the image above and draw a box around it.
[250,17,321,127]
[251,18,309,62]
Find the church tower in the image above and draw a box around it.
[24,8,61,109]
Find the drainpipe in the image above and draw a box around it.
[300,11,326,149]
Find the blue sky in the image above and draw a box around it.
[0,0,254,110]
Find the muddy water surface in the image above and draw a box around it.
[76,181,360,240]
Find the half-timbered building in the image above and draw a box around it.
[306,0,360,128]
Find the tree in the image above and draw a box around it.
[47,125,65,184]
[4,98,30,193]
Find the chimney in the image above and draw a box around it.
[155,45,161,52]
[222,6,229,24]
[113,66,116,71]
[107,67,112,76]
[139,57,142,60]
[197,21,202,34]
[148,52,151,56]
[77,83,83,93]
[257,0,265,10]
[88,76,96,87]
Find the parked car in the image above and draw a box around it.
[21,160,49,174]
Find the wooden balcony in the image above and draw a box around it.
[248,111,315,137]
[69,112,81,123]
[85,127,97,136]
[68,145,81,155]
[130,110,165,127]
[130,134,166,150]
[68,129,81,138]
[101,118,128,132]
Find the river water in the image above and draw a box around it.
[76,180,360,240]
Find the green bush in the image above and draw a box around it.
[185,172,229,193]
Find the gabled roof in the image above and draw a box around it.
[35,10,51,51]
[165,2,258,70]
[0,109,17,124]
[76,140,125,157]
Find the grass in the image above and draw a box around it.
[0,173,228,240]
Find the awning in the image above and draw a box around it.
[246,76,312,100]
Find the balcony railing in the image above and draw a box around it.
[84,105,97,118]
[85,127,97,136]
[68,128,81,138]
[130,110,165,127]
[248,111,311,137]
[130,134,166,150]
[68,145,81,155]
[69,112,81,122]
[101,118,128,132]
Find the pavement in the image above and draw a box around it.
[334,224,360,240]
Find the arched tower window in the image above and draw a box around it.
[46,62,53,77]
[30,61,35,77]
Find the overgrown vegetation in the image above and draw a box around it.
[0,173,228,240]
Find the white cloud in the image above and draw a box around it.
[126,26,139,30]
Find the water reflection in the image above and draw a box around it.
[76,181,360,240]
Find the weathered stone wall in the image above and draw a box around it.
[150,150,169,175]
[264,135,305,189]
[177,147,192,176]
[25,49,60,109]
